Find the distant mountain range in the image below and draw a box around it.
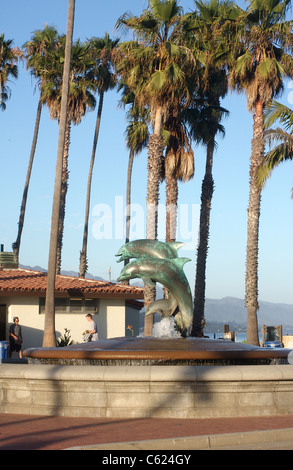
[20,264,105,281]
[204,296,293,333]
[20,265,293,332]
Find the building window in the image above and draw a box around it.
[39,298,99,314]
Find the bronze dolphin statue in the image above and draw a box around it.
[116,239,184,263]
[117,257,192,332]
[143,292,187,334]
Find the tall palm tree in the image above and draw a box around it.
[163,110,194,243]
[116,0,195,334]
[79,34,119,278]
[118,83,150,248]
[258,100,293,190]
[183,0,233,337]
[13,26,61,263]
[229,0,293,345]
[124,102,150,248]
[41,37,96,274]
[188,93,228,337]
[0,34,19,111]
[43,0,75,348]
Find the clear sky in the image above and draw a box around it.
[1,0,293,306]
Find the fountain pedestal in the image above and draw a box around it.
[23,336,290,366]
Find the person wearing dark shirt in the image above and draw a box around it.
[9,317,23,358]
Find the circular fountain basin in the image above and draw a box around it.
[23,336,291,366]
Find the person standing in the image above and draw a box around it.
[9,317,23,358]
[85,313,98,341]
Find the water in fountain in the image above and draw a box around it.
[152,317,182,339]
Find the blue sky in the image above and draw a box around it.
[1,0,293,306]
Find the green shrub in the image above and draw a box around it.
[56,328,76,347]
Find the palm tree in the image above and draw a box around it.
[124,102,150,248]
[41,37,96,274]
[229,0,293,345]
[116,0,195,334]
[163,110,194,243]
[0,34,19,111]
[188,93,228,337]
[118,84,150,249]
[13,26,61,263]
[258,100,293,190]
[79,34,119,278]
[43,0,75,348]
[183,0,233,337]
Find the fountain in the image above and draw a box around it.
[24,240,289,367]
[7,241,292,419]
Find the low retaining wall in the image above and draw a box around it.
[1,364,293,419]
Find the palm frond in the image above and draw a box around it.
[264,100,293,130]
[258,128,293,187]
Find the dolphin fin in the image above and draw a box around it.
[170,257,191,269]
[167,241,185,255]
[141,275,156,288]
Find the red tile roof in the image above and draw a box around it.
[0,268,144,299]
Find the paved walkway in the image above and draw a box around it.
[1,414,293,450]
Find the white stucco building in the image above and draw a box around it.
[0,268,144,349]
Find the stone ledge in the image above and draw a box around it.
[1,364,293,418]
[1,364,293,382]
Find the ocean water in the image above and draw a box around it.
[205,331,273,344]
[205,331,249,343]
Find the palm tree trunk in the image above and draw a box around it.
[79,90,104,278]
[119,149,135,286]
[43,0,75,348]
[144,106,164,336]
[165,170,178,243]
[56,117,71,275]
[164,168,178,299]
[125,149,135,246]
[191,139,215,337]
[12,99,42,263]
[245,100,264,346]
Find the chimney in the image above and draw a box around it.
[0,246,18,269]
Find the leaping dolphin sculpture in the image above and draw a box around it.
[117,257,193,333]
[144,292,178,318]
[143,292,187,333]
[116,239,184,263]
